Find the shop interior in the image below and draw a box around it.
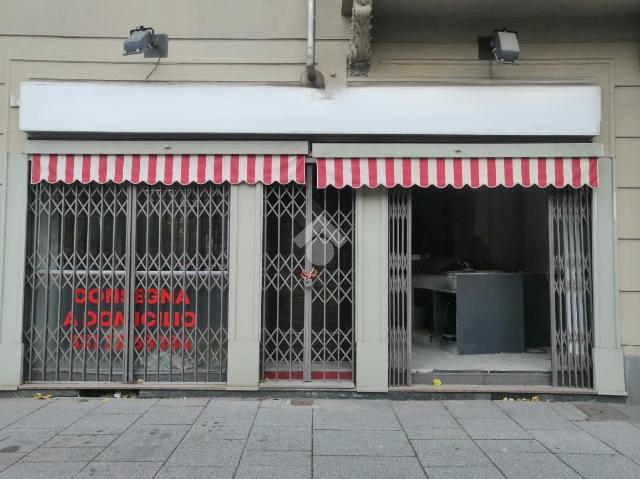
[411,186,552,385]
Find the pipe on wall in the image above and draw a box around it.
[306,0,317,83]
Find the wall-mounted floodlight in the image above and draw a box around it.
[491,29,519,64]
[123,26,168,58]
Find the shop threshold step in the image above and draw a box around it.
[412,370,552,386]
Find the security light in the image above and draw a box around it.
[491,29,519,64]
[123,26,168,58]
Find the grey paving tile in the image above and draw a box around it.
[155,398,211,407]
[138,406,203,425]
[61,413,140,435]
[575,421,640,462]
[610,403,640,422]
[444,400,507,419]
[317,399,391,412]
[475,439,547,453]
[253,407,311,427]
[393,401,459,428]
[411,439,491,467]
[0,399,48,429]
[0,452,26,472]
[190,422,251,440]
[239,450,311,466]
[0,428,57,453]
[487,452,582,479]
[155,466,235,479]
[20,446,102,462]
[424,466,505,479]
[559,453,640,479]
[0,461,87,478]
[7,400,100,430]
[235,465,311,479]
[496,401,574,430]
[313,409,400,430]
[549,403,589,421]
[195,414,255,428]
[166,436,244,468]
[75,461,162,479]
[314,430,413,456]
[403,427,468,440]
[44,434,117,448]
[204,399,260,417]
[313,456,426,479]
[528,427,616,454]
[458,417,532,440]
[246,426,311,451]
[91,398,158,415]
[95,424,189,462]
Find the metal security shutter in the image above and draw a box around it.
[388,188,412,386]
[548,187,594,388]
[261,166,355,382]
[23,181,229,383]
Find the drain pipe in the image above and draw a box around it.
[306,0,317,83]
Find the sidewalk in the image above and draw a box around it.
[1,397,640,478]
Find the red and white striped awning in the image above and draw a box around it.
[316,157,598,189]
[29,154,306,185]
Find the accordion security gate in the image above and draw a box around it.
[261,166,355,381]
[387,186,594,388]
[548,187,594,388]
[23,181,229,383]
[388,188,412,386]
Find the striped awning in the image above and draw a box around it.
[316,157,598,189]
[29,154,306,185]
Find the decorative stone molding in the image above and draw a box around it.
[347,0,373,77]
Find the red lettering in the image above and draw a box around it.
[63,311,76,328]
[114,311,124,328]
[184,312,196,328]
[115,334,125,351]
[184,339,192,351]
[100,311,111,328]
[160,289,171,304]
[74,288,87,304]
[161,311,170,328]
[148,289,158,304]
[88,288,100,304]
[175,290,190,305]
[86,311,97,328]
[145,311,156,328]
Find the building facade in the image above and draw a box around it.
[0,0,638,401]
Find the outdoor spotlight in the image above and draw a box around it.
[490,29,519,64]
[123,26,168,58]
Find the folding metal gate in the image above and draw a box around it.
[261,166,355,381]
[388,188,412,386]
[23,182,229,382]
[548,187,594,388]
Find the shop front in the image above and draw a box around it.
[1,80,624,396]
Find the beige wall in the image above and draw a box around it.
[0,3,639,354]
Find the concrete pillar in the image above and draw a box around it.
[592,157,626,395]
[0,154,29,389]
[354,187,389,392]
[226,183,263,389]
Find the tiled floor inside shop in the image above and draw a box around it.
[1,396,640,478]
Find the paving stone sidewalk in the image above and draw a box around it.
[1,397,640,478]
